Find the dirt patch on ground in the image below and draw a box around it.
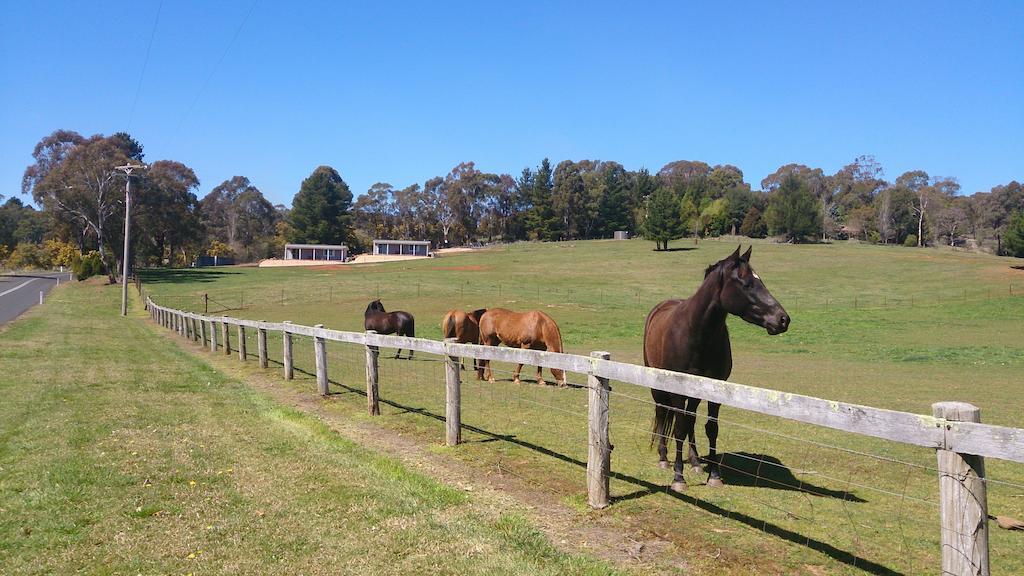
[430,265,491,272]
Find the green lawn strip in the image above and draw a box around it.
[0,280,628,576]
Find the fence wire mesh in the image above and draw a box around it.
[146,299,1024,575]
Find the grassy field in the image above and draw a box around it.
[137,239,1024,575]
[0,279,642,575]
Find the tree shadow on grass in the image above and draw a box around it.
[275,368,896,575]
[140,268,242,284]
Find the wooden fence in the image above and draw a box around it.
[145,296,1023,576]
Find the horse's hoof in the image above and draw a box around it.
[558,381,568,388]
[488,378,496,384]
[537,380,546,387]
[707,477,725,488]
[670,481,688,493]
[513,379,522,385]
[658,461,670,470]
[692,465,704,474]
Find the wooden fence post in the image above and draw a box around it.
[177,313,184,336]
[314,324,328,395]
[283,321,294,380]
[208,320,217,352]
[932,402,989,576]
[237,324,247,361]
[200,317,208,347]
[221,319,231,356]
[365,330,380,416]
[588,351,612,509]
[186,316,194,340]
[258,323,268,369]
[444,337,461,446]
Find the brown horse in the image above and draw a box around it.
[441,308,487,374]
[364,299,416,359]
[477,308,567,386]
[644,246,789,491]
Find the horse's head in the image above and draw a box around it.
[469,308,487,324]
[712,246,790,335]
[365,299,385,315]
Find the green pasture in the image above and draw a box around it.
[137,238,1024,575]
[0,281,630,575]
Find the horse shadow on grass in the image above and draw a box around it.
[712,452,867,502]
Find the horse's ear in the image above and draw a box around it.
[740,246,752,262]
[729,245,741,261]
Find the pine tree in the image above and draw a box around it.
[1004,210,1024,257]
[288,166,353,244]
[642,187,683,250]
[765,174,822,242]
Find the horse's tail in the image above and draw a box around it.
[442,312,455,339]
[542,314,564,353]
[651,393,675,449]
[404,315,415,338]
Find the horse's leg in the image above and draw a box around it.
[654,402,670,469]
[706,402,724,487]
[535,364,545,387]
[686,397,704,474]
[670,405,688,492]
[513,362,524,385]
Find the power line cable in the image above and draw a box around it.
[127,0,165,130]
[171,0,259,144]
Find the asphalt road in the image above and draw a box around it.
[0,272,72,326]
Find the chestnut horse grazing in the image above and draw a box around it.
[644,246,789,491]
[478,308,567,386]
[441,308,487,374]
[364,300,416,359]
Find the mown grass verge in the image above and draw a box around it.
[0,279,629,576]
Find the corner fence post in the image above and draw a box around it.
[588,351,612,509]
[365,330,380,416]
[221,318,231,355]
[237,324,247,361]
[258,323,268,369]
[444,337,461,446]
[932,402,989,576]
[208,319,217,352]
[283,321,294,380]
[314,324,328,395]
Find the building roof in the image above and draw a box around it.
[372,239,430,245]
[284,243,347,250]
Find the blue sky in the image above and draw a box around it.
[2,1,1021,207]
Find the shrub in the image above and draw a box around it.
[867,230,881,244]
[74,250,103,280]
[903,234,918,248]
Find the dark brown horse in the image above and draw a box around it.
[644,246,789,491]
[441,308,487,374]
[477,308,567,386]
[364,299,416,359]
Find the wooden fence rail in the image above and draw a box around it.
[146,297,1021,576]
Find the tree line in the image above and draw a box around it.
[3,130,1023,277]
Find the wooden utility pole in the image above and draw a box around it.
[115,163,146,316]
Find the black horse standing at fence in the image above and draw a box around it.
[364,299,416,359]
[643,246,789,491]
